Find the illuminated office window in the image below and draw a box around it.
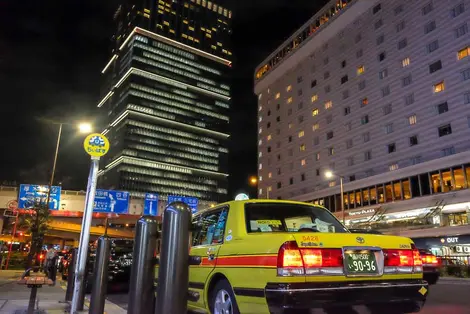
[312,108,319,116]
[275,93,280,99]
[433,81,445,93]
[357,65,365,75]
[458,47,469,60]
[324,101,332,109]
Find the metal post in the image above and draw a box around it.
[155,202,191,314]
[128,216,158,314]
[65,249,77,302]
[27,286,38,314]
[90,236,111,314]
[49,255,58,285]
[340,176,345,224]
[71,156,100,314]
[46,123,63,209]
[77,253,89,312]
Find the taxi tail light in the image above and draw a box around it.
[277,241,343,276]
[383,249,422,274]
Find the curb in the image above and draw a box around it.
[440,276,470,281]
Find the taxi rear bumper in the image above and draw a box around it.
[265,280,428,313]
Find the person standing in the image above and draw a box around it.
[45,245,56,276]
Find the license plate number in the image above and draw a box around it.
[345,251,377,274]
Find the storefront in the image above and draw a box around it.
[412,235,470,264]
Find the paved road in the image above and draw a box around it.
[107,279,470,314]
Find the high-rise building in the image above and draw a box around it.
[97,0,233,208]
[254,0,470,235]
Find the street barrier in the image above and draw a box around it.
[155,202,192,314]
[89,236,112,314]
[127,216,158,314]
[65,249,77,302]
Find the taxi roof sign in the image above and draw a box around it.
[235,193,249,201]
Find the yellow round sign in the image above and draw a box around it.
[83,133,110,157]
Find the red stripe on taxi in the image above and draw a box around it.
[200,255,277,268]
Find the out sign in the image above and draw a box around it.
[446,237,459,243]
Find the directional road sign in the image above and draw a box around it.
[93,189,130,214]
[18,184,61,210]
[168,195,199,214]
[143,193,159,216]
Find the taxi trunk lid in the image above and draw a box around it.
[292,232,413,250]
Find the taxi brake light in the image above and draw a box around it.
[421,254,438,265]
[39,254,44,260]
[278,241,303,268]
[277,242,343,276]
[413,250,423,266]
[384,250,413,266]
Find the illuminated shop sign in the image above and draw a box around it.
[441,237,459,244]
[347,208,376,217]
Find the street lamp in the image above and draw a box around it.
[45,121,93,208]
[248,176,258,186]
[325,170,345,225]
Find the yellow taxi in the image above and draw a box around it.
[184,200,428,314]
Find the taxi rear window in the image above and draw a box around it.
[245,203,347,233]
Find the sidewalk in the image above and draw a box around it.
[0,270,126,314]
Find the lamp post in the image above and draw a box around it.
[44,121,92,209]
[325,171,345,224]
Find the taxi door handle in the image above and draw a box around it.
[206,249,215,261]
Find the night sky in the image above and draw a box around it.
[0,0,328,199]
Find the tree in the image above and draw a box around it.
[19,201,51,270]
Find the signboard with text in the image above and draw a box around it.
[168,195,199,214]
[144,193,158,216]
[93,189,130,214]
[18,184,61,210]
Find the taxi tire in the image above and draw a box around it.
[209,279,240,314]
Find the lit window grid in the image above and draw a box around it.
[127,134,220,158]
[119,165,219,186]
[134,56,230,96]
[129,86,229,121]
[127,122,227,153]
[127,143,219,165]
[120,173,223,193]
[134,41,222,75]
[122,148,219,172]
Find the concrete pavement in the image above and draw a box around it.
[0,270,126,314]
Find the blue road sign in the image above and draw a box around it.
[93,189,130,214]
[168,195,199,214]
[144,193,159,216]
[18,184,61,210]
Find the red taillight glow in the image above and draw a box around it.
[421,254,438,265]
[39,254,44,260]
[277,241,343,276]
[384,249,422,267]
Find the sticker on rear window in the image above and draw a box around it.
[256,220,282,226]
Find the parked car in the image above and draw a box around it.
[157,200,429,314]
[419,249,440,284]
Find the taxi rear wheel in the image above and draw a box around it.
[209,279,240,314]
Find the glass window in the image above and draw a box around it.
[355,191,361,207]
[410,176,420,198]
[465,165,470,188]
[442,169,452,192]
[453,167,465,190]
[244,203,347,233]
[334,194,341,212]
[192,208,228,246]
[344,193,350,210]
[349,192,355,209]
[370,187,377,205]
[393,181,402,200]
[385,183,393,202]
[420,174,431,195]
[362,188,370,206]
[438,124,452,137]
[431,171,442,193]
[377,185,385,203]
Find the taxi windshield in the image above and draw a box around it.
[245,203,347,233]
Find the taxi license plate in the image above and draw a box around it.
[345,251,378,275]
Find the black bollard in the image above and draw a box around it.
[65,249,77,302]
[90,236,111,314]
[128,216,158,314]
[155,202,191,314]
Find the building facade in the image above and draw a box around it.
[97,0,233,208]
[254,0,470,245]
